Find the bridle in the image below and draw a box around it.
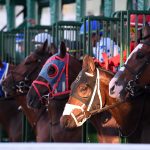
[125,39,150,97]
[64,67,147,139]
[65,68,103,126]
[9,53,45,94]
[64,68,123,127]
[31,53,70,105]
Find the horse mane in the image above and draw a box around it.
[95,61,114,76]
[95,63,115,85]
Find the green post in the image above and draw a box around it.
[120,11,125,67]
[38,7,42,25]
[6,0,15,31]
[127,0,133,10]
[26,0,38,27]
[103,0,113,17]
[76,0,85,21]
[144,0,149,10]
[50,0,62,25]
[137,0,144,10]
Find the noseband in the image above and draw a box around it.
[31,54,70,105]
[65,68,123,127]
[125,41,150,97]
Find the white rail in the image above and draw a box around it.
[0,143,150,150]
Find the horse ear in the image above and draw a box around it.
[58,41,66,58]
[83,55,95,73]
[88,56,95,73]
[82,55,89,69]
[143,23,150,37]
[42,39,48,52]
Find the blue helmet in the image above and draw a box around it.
[16,33,24,43]
[32,32,53,46]
[80,20,103,36]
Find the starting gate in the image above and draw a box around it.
[0,10,149,143]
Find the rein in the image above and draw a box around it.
[66,67,128,126]
[66,67,134,127]
[66,68,103,126]
[68,66,147,138]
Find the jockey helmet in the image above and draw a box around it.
[32,32,53,46]
[80,20,103,36]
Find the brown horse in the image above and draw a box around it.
[60,54,150,143]
[26,42,120,143]
[109,23,150,100]
[2,40,55,142]
[0,99,22,142]
[108,23,150,142]
[0,59,23,142]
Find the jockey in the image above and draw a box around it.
[80,20,120,63]
[32,32,52,48]
[32,32,57,55]
[130,14,150,52]
[107,14,150,72]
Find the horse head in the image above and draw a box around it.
[2,40,52,96]
[109,23,150,101]
[26,41,82,109]
[60,55,115,128]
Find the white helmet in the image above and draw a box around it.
[32,32,53,46]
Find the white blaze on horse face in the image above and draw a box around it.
[109,76,123,99]
[125,43,143,64]
[109,44,143,99]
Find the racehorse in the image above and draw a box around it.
[60,53,150,143]
[0,59,23,142]
[108,23,150,142]
[2,40,54,142]
[26,41,120,143]
[109,23,150,101]
[0,99,22,142]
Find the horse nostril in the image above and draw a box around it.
[110,85,115,95]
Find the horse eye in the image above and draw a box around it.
[48,65,58,78]
[136,52,144,59]
[37,59,41,63]
[78,84,91,98]
[80,85,88,92]
[81,86,86,91]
